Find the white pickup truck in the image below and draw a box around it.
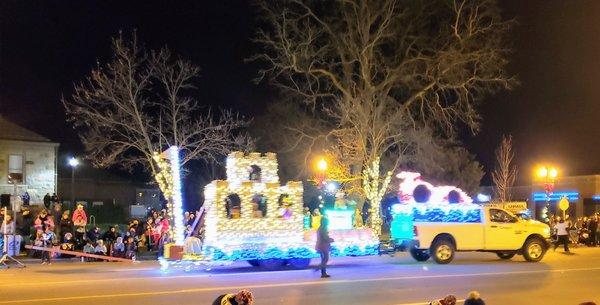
[404,207,551,264]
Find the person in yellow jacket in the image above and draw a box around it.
[212,289,254,305]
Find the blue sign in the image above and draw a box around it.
[532,191,579,202]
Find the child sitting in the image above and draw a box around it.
[83,240,95,262]
[125,236,137,260]
[112,236,125,258]
[59,232,76,258]
[94,239,107,261]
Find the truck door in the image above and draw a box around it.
[485,209,522,250]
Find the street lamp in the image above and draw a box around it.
[68,157,79,205]
[535,165,558,222]
[317,158,328,172]
[315,157,328,185]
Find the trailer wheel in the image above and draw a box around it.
[409,248,430,262]
[259,258,286,270]
[523,237,546,262]
[431,238,455,264]
[496,251,516,260]
[287,258,311,269]
[247,260,260,267]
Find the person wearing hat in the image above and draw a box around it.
[464,291,485,305]
[212,289,254,305]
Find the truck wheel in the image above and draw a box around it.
[247,260,260,267]
[409,248,430,262]
[523,238,546,262]
[431,239,455,264]
[287,258,311,269]
[496,251,516,260]
[259,258,286,270]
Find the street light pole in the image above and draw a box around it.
[68,157,79,206]
[536,165,557,223]
[71,165,75,205]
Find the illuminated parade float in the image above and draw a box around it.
[156,148,544,268]
[160,150,379,270]
[389,171,482,248]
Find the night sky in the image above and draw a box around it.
[1,0,599,185]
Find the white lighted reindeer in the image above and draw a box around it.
[396,171,473,204]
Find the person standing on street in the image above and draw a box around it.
[316,217,334,278]
[554,217,570,252]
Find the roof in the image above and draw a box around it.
[0,116,52,142]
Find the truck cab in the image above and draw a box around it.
[392,206,551,264]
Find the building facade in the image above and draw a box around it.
[0,117,58,205]
[530,175,600,219]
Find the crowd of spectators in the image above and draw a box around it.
[548,212,600,247]
[0,199,187,263]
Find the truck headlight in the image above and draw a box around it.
[543,227,551,238]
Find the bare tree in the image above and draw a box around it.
[251,0,515,232]
[63,34,251,180]
[402,126,484,194]
[492,135,517,202]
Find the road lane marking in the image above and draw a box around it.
[1,267,599,304]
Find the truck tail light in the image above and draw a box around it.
[413,225,418,237]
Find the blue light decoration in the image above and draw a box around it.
[325,181,339,193]
[391,203,482,223]
[592,195,600,201]
[390,211,413,241]
[168,146,186,246]
[324,209,354,230]
[184,244,378,261]
[389,203,482,245]
[532,191,579,202]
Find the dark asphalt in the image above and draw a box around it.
[0,248,598,305]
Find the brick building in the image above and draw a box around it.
[0,116,59,205]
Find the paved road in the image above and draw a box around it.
[1,248,599,305]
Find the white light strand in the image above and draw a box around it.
[168,146,186,245]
